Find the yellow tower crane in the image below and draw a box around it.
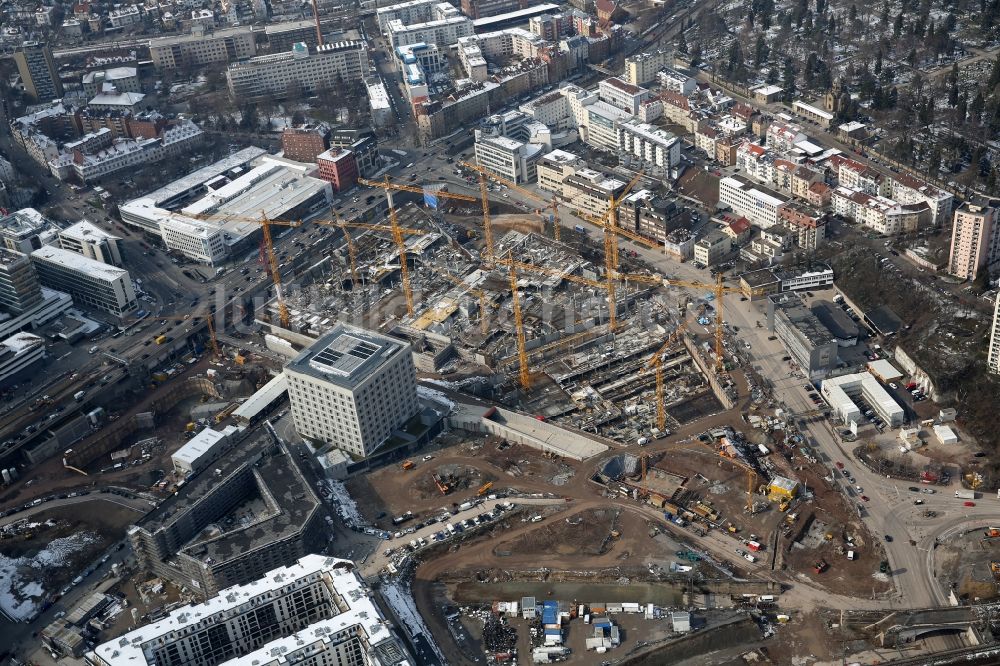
[686,439,759,513]
[185,211,300,328]
[597,171,643,329]
[313,216,431,287]
[505,251,531,389]
[460,162,563,241]
[663,274,762,373]
[644,320,688,432]
[418,262,491,336]
[357,177,480,315]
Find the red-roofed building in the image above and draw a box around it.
[596,0,626,23]
[720,214,752,245]
[806,181,832,207]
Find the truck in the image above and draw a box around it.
[955,490,977,500]
[401,460,415,470]
[73,390,85,401]
[746,540,763,552]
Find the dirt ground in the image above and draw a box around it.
[935,528,1000,602]
[346,433,583,525]
[0,501,137,597]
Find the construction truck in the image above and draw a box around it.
[433,474,451,495]
[401,460,415,471]
[985,528,1000,539]
[477,481,493,496]
[813,559,828,574]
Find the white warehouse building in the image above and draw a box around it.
[821,372,905,427]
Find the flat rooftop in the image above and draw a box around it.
[286,324,407,389]
[30,245,130,282]
[183,442,320,563]
[59,219,121,243]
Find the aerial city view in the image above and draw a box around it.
[0,0,998,662]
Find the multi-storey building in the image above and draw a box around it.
[778,200,826,250]
[831,186,927,235]
[149,26,256,71]
[264,19,321,53]
[227,42,369,102]
[718,175,788,229]
[617,118,680,168]
[889,172,953,227]
[0,332,46,388]
[88,555,410,666]
[285,325,419,458]
[386,15,474,49]
[316,148,359,192]
[461,0,530,18]
[474,134,541,184]
[528,12,567,39]
[989,296,1000,374]
[58,220,124,266]
[837,158,886,196]
[48,121,204,183]
[82,67,139,98]
[735,142,774,184]
[597,77,650,115]
[281,125,330,163]
[376,0,442,33]
[0,209,52,254]
[658,66,696,95]
[0,249,44,315]
[581,101,626,151]
[536,148,584,194]
[560,168,626,218]
[14,42,62,102]
[623,50,670,86]
[126,436,325,599]
[765,122,806,152]
[693,229,732,266]
[30,246,137,318]
[767,293,839,380]
[947,201,998,281]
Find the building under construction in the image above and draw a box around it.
[253,197,720,445]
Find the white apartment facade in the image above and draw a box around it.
[889,174,953,226]
[624,49,671,85]
[658,67,696,95]
[284,325,419,458]
[597,77,650,115]
[149,26,256,70]
[616,118,680,168]
[58,220,124,266]
[88,555,410,666]
[718,175,788,229]
[226,41,369,101]
[386,15,474,48]
[474,135,540,184]
[831,186,926,236]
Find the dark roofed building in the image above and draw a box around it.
[811,300,859,346]
[865,305,902,336]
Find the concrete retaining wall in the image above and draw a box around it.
[681,335,734,410]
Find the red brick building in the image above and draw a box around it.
[281,125,330,163]
[316,148,358,192]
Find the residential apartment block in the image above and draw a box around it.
[616,118,680,168]
[990,296,1000,374]
[623,50,671,86]
[831,186,927,235]
[693,229,732,266]
[14,42,62,102]
[597,77,650,114]
[149,26,256,71]
[947,201,998,281]
[227,42,369,101]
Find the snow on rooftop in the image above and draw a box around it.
[31,245,129,281]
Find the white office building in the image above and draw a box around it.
[616,118,680,169]
[0,332,45,386]
[718,175,788,229]
[474,134,542,184]
[149,26,256,71]
[120,149,331,266]
[285,325,419,458]
[226,41,369,101]
[58,221,124,267]
[597,77,650,115]
[386,15,474,49]
[30,245,137,318]
[87,555,412,666]
[821,372,905,427]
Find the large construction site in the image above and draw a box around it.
[253,174,738,447]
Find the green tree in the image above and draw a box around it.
[893,12,904,38]
[753,35,769,66]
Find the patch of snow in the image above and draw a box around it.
[382,579,445,663]
[0,531,97,621]
[417,385,455,414]
[323,480,364,527]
